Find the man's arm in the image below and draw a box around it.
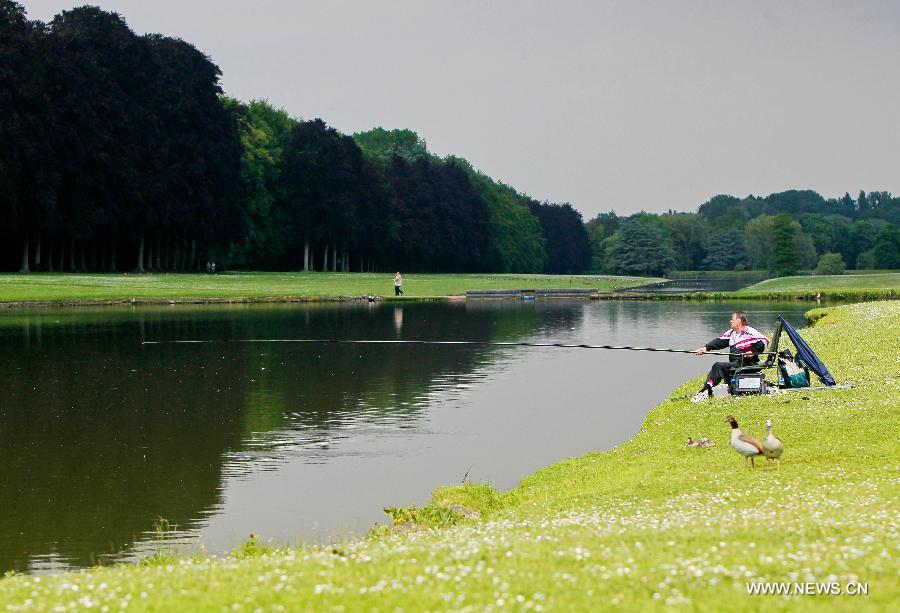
[694,335,729,354]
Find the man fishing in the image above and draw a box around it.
[691,311,769,403]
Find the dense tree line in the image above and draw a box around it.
[0,2,245,273]
[589,190,900,276]
[1,2,586,274]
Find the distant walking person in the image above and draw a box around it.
[394,272,403,296]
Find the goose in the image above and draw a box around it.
[762,418,784,470]
[686,436,716,448]
[726,415,763,468]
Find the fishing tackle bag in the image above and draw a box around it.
[778,350,810,388]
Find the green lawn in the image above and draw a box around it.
[1,301,896,610]
[741,272,900,293]
[0,272,656,304]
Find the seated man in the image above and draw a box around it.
[691,311,769,403]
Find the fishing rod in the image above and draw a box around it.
[140,338,775,356]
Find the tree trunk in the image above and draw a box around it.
[35,237,42,269]
[154,240,161,271]
[303,241,309,271]
[333,246,338,272]
[323,244,329,272]
[89,240,97,271]
[189,240,197,271]
[19,238,30,273]
[47,243,55,272]
[68,238,75,271]
[135,237,145,273]
[111,239,117,272]
[99,242,106,272]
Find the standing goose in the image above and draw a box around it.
[726,415,763,469]
[762,418,784,470]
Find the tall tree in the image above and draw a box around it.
[872,224,900,269]
[769,213,798,276]
[1,1,57,271]
[222,99,297,269]
[609,220,676,276]
[702,229,749,271]
[660,213,707,270]
[527,201,591,274]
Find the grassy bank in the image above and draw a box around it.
[731,273,900,301]
[2,301,897,610]
[741,272,900,293]
[0,272,655,306]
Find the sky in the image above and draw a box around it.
[21,0,900,218]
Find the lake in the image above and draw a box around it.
[0,300,813,572]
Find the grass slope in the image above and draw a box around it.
[1,302,897,611]
[740,273,900,294]
[0,273,654,305]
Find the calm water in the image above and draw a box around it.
[0,300,812,573]
[618,276,769,293]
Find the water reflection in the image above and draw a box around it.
[0,301,810,572]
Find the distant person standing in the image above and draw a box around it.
[394,272,403,296]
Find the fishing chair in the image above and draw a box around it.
[728,321,783,395]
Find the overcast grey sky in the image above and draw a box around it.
[23,0,900,218]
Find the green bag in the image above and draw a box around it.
[779,353,810,388]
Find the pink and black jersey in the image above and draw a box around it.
[705,326,770,362]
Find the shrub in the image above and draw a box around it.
[815,252,846,275]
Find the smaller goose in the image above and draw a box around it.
[726,415,763,469]
[762,418,784,470]
[686,436,715,448]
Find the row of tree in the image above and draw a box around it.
[1,2,590,275]
[2,2,895,277]
[588,190,900,277]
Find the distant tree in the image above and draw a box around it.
[770,214,798,276]
[660,213,707,270]
[0,0,56,272]
[839,192,855,213]
[587,212,620,240]
[353,128,430,164]
[764,190,827,216]
[595,233,619,273]
[281,119,388,271]
[794,231,818,270]
[702,229,748,271]
[587,212,619,272]
[527,201,591,274]
[872,224,900,269]
[855,249,877,270]
[609,220,676,276]
[697,194,742,224]
[453,159,546,273]
[848,219,881,268]
[814,253,846,276]
[744,215,774,270]
[799,213,851,260]
[856,190,870,215]
[222,99,297,269]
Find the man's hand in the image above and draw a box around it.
[694,347,707,355]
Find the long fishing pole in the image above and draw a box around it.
[140,338,774,356]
